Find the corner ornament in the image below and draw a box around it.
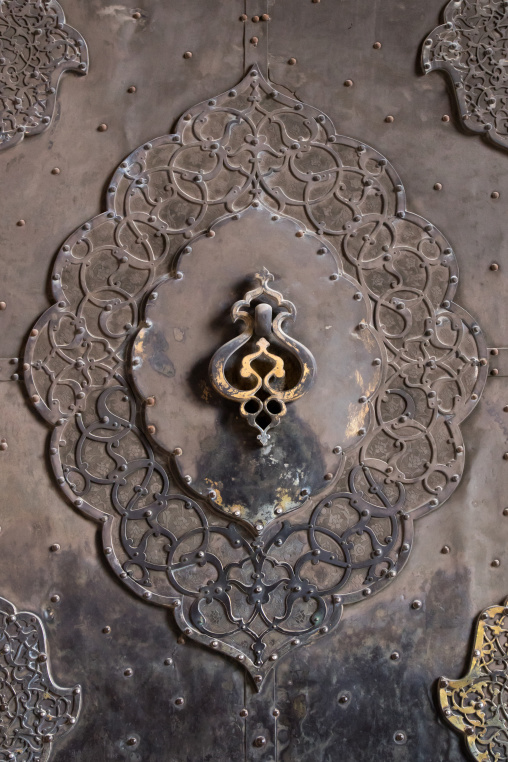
[422,0,508,150]
[439,599,508,761]
[209,268,316,446]
[0,0,88,151]
[0,595,81,760]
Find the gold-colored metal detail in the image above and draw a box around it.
[209,268,316,445]
[439,599,508,760]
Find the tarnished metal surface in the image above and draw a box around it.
[439,599,508,760]
[422,0,508,150]
[0,0,508,759]
[0,594,81,761]
[0,0,88,151]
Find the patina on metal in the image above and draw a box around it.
[422,0,508,150]
[209,267,317,447]
[439,599,508,761]
[0,594,81,760]
[22,61,488,689]
[0,0,88,151]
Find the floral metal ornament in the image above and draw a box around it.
[24,65,488,688]
[422,0,508,150]
[209,268,317,446]
[439,599,508,761]
[0,0,88,151]
[0,595,81,760]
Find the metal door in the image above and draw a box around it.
[0,1,507,761]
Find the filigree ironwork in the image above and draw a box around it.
[422,0,508,150]
[209,268,316,445]
[24,65,487,686]
[0,595,81,761]
[439,599,508,761]
[0,0,88,151]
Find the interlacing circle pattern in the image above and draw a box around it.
[439,600,508,761]
[0,596,81,761]
[0,0,88,151]
[423,0,508,150]
[24,66,487,685]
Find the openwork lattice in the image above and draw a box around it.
[439,599,508,761]
[0,595,81,761]
[0,0,88,151]
[24,66,487,687]
[423,0,508,150]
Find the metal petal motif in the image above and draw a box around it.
[0,0,88,151]
[422,0,508,150]
[439,599,508,761]
[0,595,81,761]
[24,66,487,687]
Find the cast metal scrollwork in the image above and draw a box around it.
[209,268,316,445]
[0,595,81,761]
[422,0,508,150]
[0,0,88,151]
[439,599,508,761]
[24,65,488,687]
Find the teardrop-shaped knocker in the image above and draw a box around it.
[210,268,317,445]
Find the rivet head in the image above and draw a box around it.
[385,115,394,123]
[16,219,25,226]
[504,453,508,460]
[51,167,61,175]
[394,731,406,744]
[491,191,500,199]
[49,544,60,552]
[124,668,133,677]
[175,697,184,705]
[147,425,156,435]
[132,11,141,19]
[146,396,155,406]
[126,737,137,746]
[288,57,297,65]
[102,626,111,634]
[261,13,270,21]
[490,262,499,271]
[344,79,353,87]
[253,737,266,748]
[50,594,60,603]
[31,394,40,404]
[239,708,248,717]
[492,559,501,567]
[324,472,333,481]
[411,599,422,610]
[0,302,6,310]
[441,545,451,554]
[239,14,248,21]
[442,114,450,122]
[390,651,400,661]
[172,447,182,456]
[97,123,108,132]
[434,182,443,191]
[127,85,137,93]
[373,41,382,49]
[183,51,192,59]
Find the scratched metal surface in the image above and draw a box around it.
[0,1,507,761]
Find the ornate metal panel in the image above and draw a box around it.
[0,0,88,151]
[0,1,507,760]
[22,64,487,688]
